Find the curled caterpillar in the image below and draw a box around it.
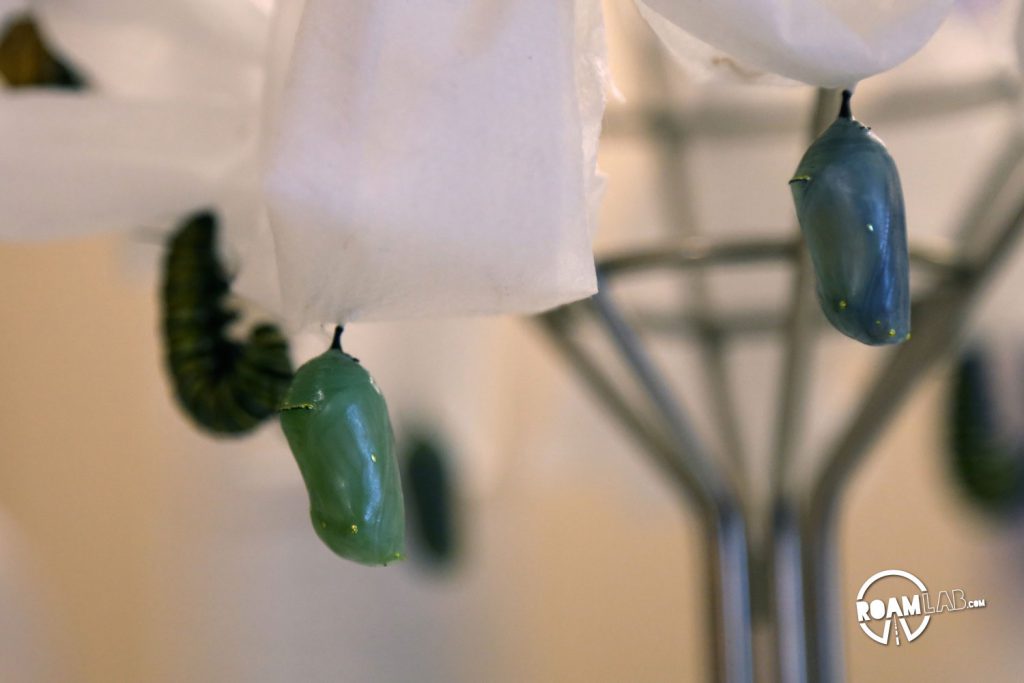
[280,327,405,565]
[162,212,293,435]
[790,89,910,346]
[0,14,85,89]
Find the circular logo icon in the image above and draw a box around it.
[855,569,930,645]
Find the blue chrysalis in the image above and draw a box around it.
[789,90,910,346]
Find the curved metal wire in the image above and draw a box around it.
[597,235,962,281]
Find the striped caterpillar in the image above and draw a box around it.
[161,212,293,435]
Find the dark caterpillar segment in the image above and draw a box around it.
[0,14,85,89]
[161,212,293,435]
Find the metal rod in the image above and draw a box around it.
[767,87,838,683]
[697,323,747,478]
[770,499,808,683]
[632,309,787,338]
[801,282,969,682]
[768,249,817,683]
[538,306,752,683]
[969,186,1024,278]
[955,129,1024,248]
[643,30,750,482]
[582,25,760,676]
[535,309,701,499]
[538,296,754,683]
[600,237,796,276]
[590,282,754,683]
[589,282,735,518]
[598,236,960,280]
[708,506,756,683]
[770,239,817,497]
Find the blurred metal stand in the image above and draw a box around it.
[537,76,1024,683]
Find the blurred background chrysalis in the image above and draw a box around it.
[0,14,85,89]
[789,89,910,346]
[403,433,460,568]
[161,212,293,435]
[948,343,1024,516]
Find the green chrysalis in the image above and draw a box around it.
[280,327,405,565]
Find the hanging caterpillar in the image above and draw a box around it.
[280,327,405,565]
[161,211,293,435]
[949,347,1024,514]
[789,89,910,346]
[0,14,85,89]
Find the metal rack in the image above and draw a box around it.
[537,61,1024,682]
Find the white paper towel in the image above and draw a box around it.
[2,0,969,325]
[0,1,26,22]
[0,94,256,239]
[636,0,955,87]
[263,0,607,327]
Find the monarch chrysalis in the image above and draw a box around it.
[161,212,293,435]
[280,327,405,565]
[789,90,910,346]
[0,14,85,89]
[404,434,458,566]
[949,346,1024,514]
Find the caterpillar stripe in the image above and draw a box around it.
[161,212,292,435]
